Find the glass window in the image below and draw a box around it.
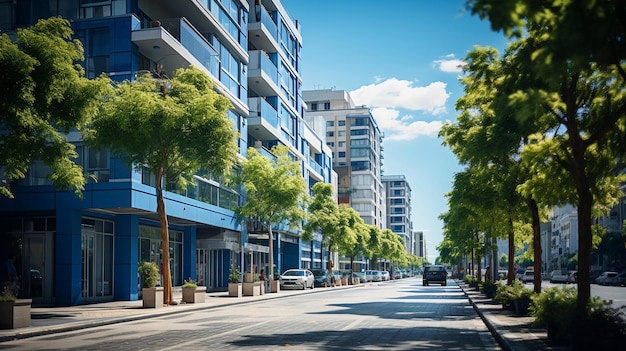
[326,120,334,127]
[351,161,369,171]
[338,152,346,158]
[350,129,367,136]
[338,141,345,148]
[311,103,318,111]
[337,131,345,137]
[326,131,334,137]
[323,102,330,110]
[338,120,345,126]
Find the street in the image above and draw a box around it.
[1,279,500,350]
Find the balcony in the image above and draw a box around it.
[308,159,323,177]
[249,4,279,52]
[132,17,218,79]
[248,50,280,96]
[248,97,281,140]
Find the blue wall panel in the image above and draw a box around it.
[114,214,139,300]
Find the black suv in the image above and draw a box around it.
[423,265,448,286]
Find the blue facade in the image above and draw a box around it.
[0,0,334,306]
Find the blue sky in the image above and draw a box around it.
[282,0,509,263]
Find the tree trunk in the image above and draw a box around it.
[156,167,173,305]
[507,217,515,285]
[527,197,542,293]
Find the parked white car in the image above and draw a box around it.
[365,270,382,282]
[279,269,315,290]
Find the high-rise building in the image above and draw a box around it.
[302,89,386,230]
[0,0,334,306]
[382,175,413,254]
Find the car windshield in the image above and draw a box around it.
[283,270,304,277]
[311,270,326,276]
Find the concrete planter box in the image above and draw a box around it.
[142,287,164,308]
[341,277,348,286]
[228,283,242,297]
[243,282,262,296]
[0,299,31,329]
[270,280,280,293]
[182,286,206,303]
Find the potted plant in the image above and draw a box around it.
[228,266,242,297]
[181,278,206,303]
[494,280,533,315]
[464,275,478,289]
[270,273,281,293]
[138,261,163,308]
[530,286,577,344]
[480,280,498,299]
[243,273,262,296]
[0,289,31,329]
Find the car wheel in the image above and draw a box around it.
[310,281,314,289]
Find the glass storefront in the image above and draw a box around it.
[81,218,114,301]
[138,226,183,286]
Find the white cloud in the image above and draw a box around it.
[371,107,443,142]
[434,58,467,73]
[350,78,449,115]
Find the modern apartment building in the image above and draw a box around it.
[0,0,334,306]
[382,175,413,254]
[302,89,386,229]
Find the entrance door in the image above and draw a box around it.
[196,248,207,287]
[21,234,50,304]
[207,249,225,291]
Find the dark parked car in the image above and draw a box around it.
[610,272,626,287]
[423,265,447,286]
[595,271,619,285]
[311,269,331,287]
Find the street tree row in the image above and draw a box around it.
[438,1,626,347]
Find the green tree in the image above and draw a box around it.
[302,182,342,274]
[335,206,369,280]
[0,17,109,198]
[86,66,238,304]
[235,145,308,280]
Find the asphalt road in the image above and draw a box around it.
[1,279,501,351]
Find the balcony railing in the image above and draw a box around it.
[249,50,279,86]
[159,17,219,78]
[252,4,278,43]
[249,97,280,130]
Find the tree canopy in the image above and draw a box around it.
[0,17,109,198]
[86,66,238,304]
[235,145,308,279]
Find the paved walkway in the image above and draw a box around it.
[1,280,569,350]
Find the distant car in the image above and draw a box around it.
[609,272,626,287]
[356,271,366,283]
[393,270,403,279]
[567,271,577,284]
[311,269,331,287]
[549,270,569,284]
[595,271,619,285]
[514,269,525,281]
[423,265,447,286]
[380,271,390,281]
[522,270,534,283]
[280,269,314,290]
[365,270,382,282]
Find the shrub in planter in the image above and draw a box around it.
[531,286,626,347]
[464,275,478,288]
[480,280,498,298]
[495,280,533,313]
[530,286,576,344]
[182,278,205,303]
[138,261,160,288]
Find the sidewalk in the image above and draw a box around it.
[1,280,569,350]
